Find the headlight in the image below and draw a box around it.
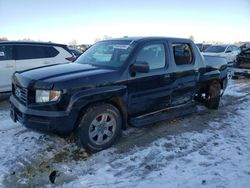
[36,90,61,103]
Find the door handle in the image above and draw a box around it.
[43,61,51,64]
[5,64,14,68]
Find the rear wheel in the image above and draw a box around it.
[77,103,122,152]
[206,81,221,109]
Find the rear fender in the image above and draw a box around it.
[200,70,221,83]
[198,69,228,95]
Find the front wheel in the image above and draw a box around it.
[206,81,221,109]
[77,103,122,152]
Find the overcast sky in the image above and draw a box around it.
[0,0,249,44]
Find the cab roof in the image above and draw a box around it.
[101,36,192,43]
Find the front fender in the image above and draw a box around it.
[67,85,128,112]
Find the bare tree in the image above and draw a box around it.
[0,37,8,41]
[69,39,78,47]
[189,35,194,41]
[103,35,112,40]
[94,37,101,43]
[21,38,34,41]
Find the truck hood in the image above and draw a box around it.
[14,63,119,90]
[203,55,227,70]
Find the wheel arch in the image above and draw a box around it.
[198,78,222,93]
[73,96,128,131]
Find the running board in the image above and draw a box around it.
[129,103,197,127]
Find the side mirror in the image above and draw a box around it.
[226,50,232,53]
[130,62,149,73]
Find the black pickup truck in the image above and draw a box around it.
[10,37,228,151]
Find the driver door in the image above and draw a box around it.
[127,42,172,117]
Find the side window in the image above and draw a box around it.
[136,43,165,70]
[172,43,193,65]
[16,45,45,60]
[0,45,13,61]
[44,47,59,58]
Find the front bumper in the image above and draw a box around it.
[10,95,78,134]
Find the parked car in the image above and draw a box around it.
[10,37,228,152]
[195,43,211,52]
[68,47,83,59]
[230,48,250,79]
[235,48,250,68]
[0,41,75,93]
[239,42,250,51]
[202,44,241,65]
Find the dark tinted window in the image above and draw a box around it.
[16,45,46,60]
[44,46,59,57]
[136,43,165,70]
[0,45,13,61]
[172,43,193,65]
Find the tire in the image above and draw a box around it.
[206,81,221,109]
[77,103,122,152]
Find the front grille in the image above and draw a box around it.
[14,85,28,104]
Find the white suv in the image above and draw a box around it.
[0,41,75,93]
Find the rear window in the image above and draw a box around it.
[0,45,13,61]
[172,43,193,65]
[15,45,59,60]
[45,47,59,57]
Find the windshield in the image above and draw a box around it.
[75,40,134,68]
[204,45,226,53]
